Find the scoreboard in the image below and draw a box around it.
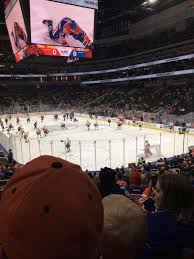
[4,0,97,62]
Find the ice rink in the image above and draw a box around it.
[1,114,194,171]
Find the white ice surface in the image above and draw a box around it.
[3,115,194,171]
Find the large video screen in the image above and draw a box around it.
[30,0,95,49]
[5,0,28,54]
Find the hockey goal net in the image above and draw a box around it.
[144,144,161,158]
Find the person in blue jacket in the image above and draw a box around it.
[140,173,194,259]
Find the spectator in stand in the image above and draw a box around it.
[7,149,13,164]
[101,194,147,259]
[138,175,158,212]
[129,169,142,188]
[98,167,122,198]
[125,169,143,203]
[0,155,103,259]
[115,171,128,194]
[144,173,194,259]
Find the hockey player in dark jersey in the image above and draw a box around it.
[41,115,44,123]
[85,121,91,131]
[108,118,111,126]
[27,116,30,124]
[34,121,37,129]
[11,22,27,49]
[42,18,93,48]
[66,138,71,152]
[16,116,20,125]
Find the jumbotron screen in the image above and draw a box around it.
[5,0,28,55]
[30,0,95,49]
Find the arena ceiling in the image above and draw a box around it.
[0,0,185,30]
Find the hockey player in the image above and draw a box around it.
[9,114,12,121]
[139,122,143,130]
[17,126,21,134]
[108,118,111,126]
[73,118,78,122]
[89,113,93,119]
[43,126,49,137]
[63,114,66,121]
[20,128,25,138]
[117,121,123,130]
[11,22,27,49]
[23,132,29,143]
[71,112,74,120]
[61,123,66,129]
[8,123,14,131]
[43,18,93,48]
[94,121,99,130]
[34,121,37,129]
[41,115,44,123]
[27,116,30,124]
[145,140,152,158]
[5,117,8,125]
[85,121,91,131]
[16,116,20,125]
[66,138,71,153]
[36,129,42,138]
[169,122,174,133]
[0,121,4,131]
[182,123,187,134]
[54,114,58,120]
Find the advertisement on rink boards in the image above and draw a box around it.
[5,0,28,55]
[30,0,95,49]
[15,44,92,62]
[48,0,98,10]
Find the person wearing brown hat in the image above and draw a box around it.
[0,155,104,259]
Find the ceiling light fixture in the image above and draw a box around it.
[142,0,158,6]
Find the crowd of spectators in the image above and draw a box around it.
[0,145,193,259]
[90,151,194,196]
[0,82,192,117]
[0,149,21,192]
[85,84,192,115]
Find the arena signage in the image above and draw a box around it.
[49,0,98,10]
[81,69,194,85]
[50,53,194,76]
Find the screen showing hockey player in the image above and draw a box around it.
[30,0,95,49]
[5,0,28,55]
